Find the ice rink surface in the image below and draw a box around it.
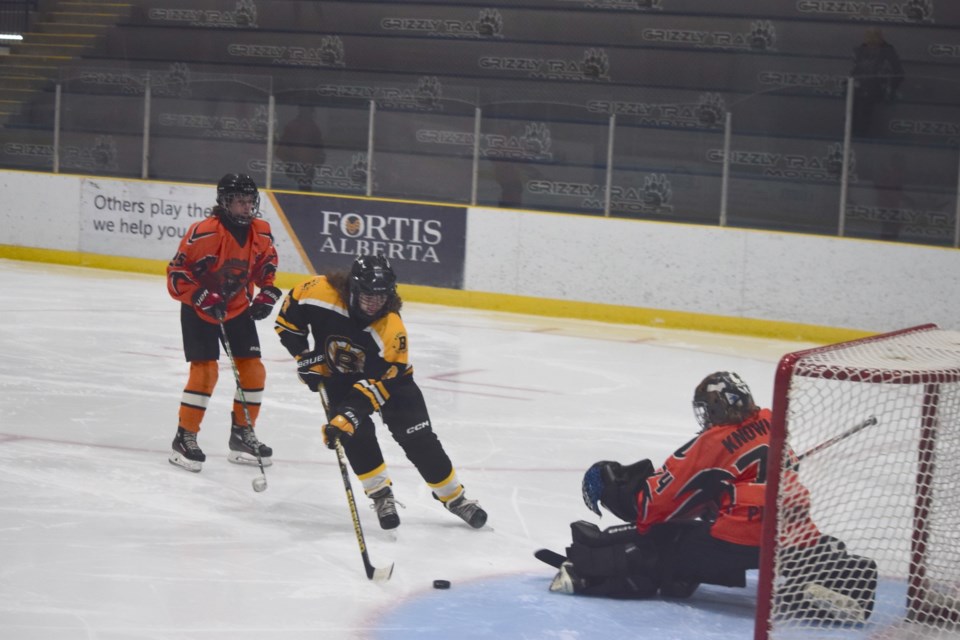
[0,259,820,639]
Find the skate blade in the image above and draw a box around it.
[169,452,202,473]
[804,583,866,623]
[227,451,273,467]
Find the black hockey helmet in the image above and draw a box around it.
[693,371,757,431]
[348,254,397,323]
[216,173,260,226]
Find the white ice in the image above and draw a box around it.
[0,259,824,639]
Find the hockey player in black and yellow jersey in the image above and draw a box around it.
[275,254,487,530]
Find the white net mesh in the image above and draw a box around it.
[763,326,960,640]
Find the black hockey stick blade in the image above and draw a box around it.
[534,548,567,569]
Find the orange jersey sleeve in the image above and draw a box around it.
[167,215,277,323]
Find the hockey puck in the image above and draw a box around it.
[433,579,451,590]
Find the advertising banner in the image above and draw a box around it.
[76,178,310,272]
[272,193,467,288]
[79,179,214,259]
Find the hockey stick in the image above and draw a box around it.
[797,415,878,462]
[218,321,268,493]
[318,383,394,582]
[534,548,567,569]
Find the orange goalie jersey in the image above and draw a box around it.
[166,215,278,324]
[637,408,819,547]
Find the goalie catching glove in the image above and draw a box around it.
[582,458,655,522]
[295,350,330,391]
[323,411,360,449]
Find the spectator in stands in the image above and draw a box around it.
[277,104,326,191]
[850,28,904,137]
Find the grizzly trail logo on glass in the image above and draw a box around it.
[528,173,675,215]
[78,63,192,98]
[316,76,444,112]
[479,48,611,81]
[228,36,345,67]
[588,93,726,129]
[148,0,259,27]
[706,143,858,182]
[158,105,269,141]
[381,9,504,38]
[795,0,934,23]
[416,122,553,160]
[643,20,777,51]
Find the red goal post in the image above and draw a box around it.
[755,324,960,639]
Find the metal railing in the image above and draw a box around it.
[2,65,959,248]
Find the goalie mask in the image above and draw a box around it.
[693,371,757,431]
[348,254,397,323]
[216,173,260,226]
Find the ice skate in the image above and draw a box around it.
[169,427,205,472]
[369,486,401,530]
[445,493,488,529]
[549,562,581,595]
[227,423,273,466]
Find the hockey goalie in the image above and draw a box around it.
[541,371,878,624]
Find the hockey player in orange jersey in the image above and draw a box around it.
[166,174,280,472]
[274,254,487,530]
[544,371,877,622]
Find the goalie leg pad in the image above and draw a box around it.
[778,535,879,622]
[570,520,637,547]
[566,522,659,580]
[577,574,659,599]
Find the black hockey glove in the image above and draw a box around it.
[323,411,360,449]
[249,286,282,321]
[295,350,329,391]
[582,459,653,522]
[193,288,226,320]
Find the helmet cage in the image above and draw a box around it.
[693,371,756,431]
[348,254,397,322]
[216,174,260,226]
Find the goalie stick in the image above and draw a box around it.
[797,415,877,462]
[535,548,567,569]
[319,383,394,583]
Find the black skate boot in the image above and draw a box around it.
[228,423,273,467]
[169,427,205,472]
[369,486,401,530]
[445,493,488,529]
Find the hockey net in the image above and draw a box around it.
[756,324,960,640]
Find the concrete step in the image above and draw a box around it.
[47,11,127,25]
[0,54,72,66]
[0,99,28,115]
[0,74,52,90]
[56,1,133,5]
[12,42,95,57]
[31,22,111,35]
[0,62,60,74]
[19,32,99,44]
